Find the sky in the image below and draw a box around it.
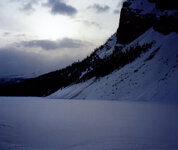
[0,0,124,78]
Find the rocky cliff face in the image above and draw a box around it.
[117,0,178,44]
[148,0,178,10]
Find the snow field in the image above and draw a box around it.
[0,97,178,150]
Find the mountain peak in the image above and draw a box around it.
[116,0,178,44]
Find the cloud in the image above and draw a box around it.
[0,47,79,78]
[0,47,50,77]
[1,32,26,38]
[15,33,26,37]
[43,0,77,16]
[88,4,110,13]
[3,32,11,36]
[77,19,101,29]
[20,40,58,50]
[83,20,101,29]
[20,1,39,12]
[10,0,40,13]
[16,38,89,50]
[113,10,120,14]
[113,1,124,14]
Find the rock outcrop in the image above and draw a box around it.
[117,0,178,44]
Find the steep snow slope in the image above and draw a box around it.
[96,34,117,59]
[0,97,178,150]
[49,29,178,101]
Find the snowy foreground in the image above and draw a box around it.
[0,97,178,150]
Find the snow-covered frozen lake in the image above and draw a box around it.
[0,97,178,150]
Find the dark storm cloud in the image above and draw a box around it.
[43,0,77,16]
[88,4,110,13]
[0,47,49,77]
[0,47,78,77]
[17,38,88,50]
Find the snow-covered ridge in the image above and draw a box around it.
[49,29,178,101]
[96,34,118,59]
[116,0,178,44]
[129,0,178,16]
[129,0,156,15]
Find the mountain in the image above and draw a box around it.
[0,0,178,101]
[117,0,178,44]
[49,28,178,101]
[0,77,25,88]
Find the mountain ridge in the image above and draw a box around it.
[49,28,178,101]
